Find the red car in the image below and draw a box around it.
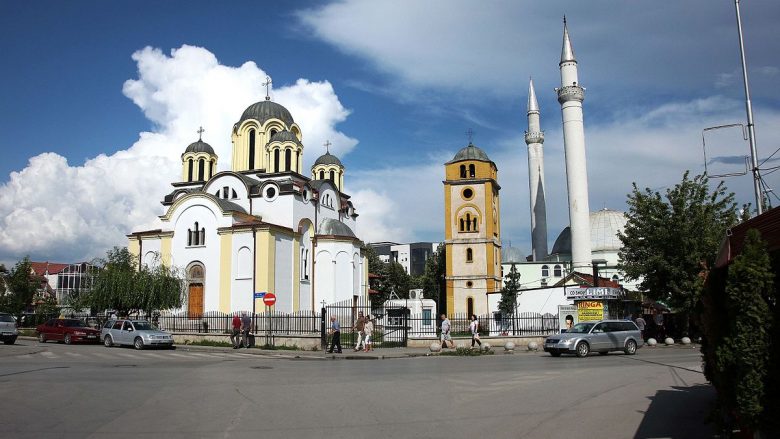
[37,319,101,344]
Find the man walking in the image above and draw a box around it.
[240,311,252,348]
[230,313,242,349]
[327,315,342,353]
[353,311,366,352]
[440,314,453,348]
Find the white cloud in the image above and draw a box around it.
[0,45,356,263]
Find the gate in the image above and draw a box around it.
[323,297,408,348]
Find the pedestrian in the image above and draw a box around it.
[353,311,366,352]
[240,311,252,348]
[440,314,454,348]
[634,314,647,341]
[327,315,342,353]
[230,312,242,349]
[363,315,374,352]
[469,314,482,349]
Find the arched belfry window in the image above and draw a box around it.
[198,159,205,181]
[285,149,292,172]
[460,165,467,178]
[466,248,473,262]
[248,129,256,169]
[187,159,194,182]
[469,164,475,178]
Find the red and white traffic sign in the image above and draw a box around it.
[263,293,276,307]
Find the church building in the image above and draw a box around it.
[128,96,367,315]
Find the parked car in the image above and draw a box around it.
[0,313,19,345]
[101,319,174,350]
[544,320,644,357]
[37,318,101,344]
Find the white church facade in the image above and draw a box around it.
[128,97,367,315]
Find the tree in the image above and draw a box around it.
[498,263,521,315]
[72,247,184,316]
[618,172,738,316]
[0,257,39,314]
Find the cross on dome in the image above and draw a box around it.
[262,76,272,101]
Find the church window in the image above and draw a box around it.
[273,149,280,173]
[198,159,205,181]
[187,159,194,182]
[466,248,473,262]
[469,164,475,178]
[285,149,291,172]
[248,129,256,169]
[329,170,335,182]
[541,265,549,277]
[319,170,325,180]
[460,165,466,178]
[554,265,562,277]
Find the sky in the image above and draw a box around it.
[1,0,780,267]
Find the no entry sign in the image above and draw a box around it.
[263,293,276,307]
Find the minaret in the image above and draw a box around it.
[556,17,592,272]
[525,78,548,261]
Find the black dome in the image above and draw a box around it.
[313,151,343,167]
[185,140,215,154]
[238,100,294,127]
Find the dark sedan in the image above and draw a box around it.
[37,319,101,344]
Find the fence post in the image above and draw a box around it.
[320,307,327,350]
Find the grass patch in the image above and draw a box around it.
[439,347,495,356]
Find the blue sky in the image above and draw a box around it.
[1,0,779,266]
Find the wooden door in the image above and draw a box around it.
[188,284,204,318]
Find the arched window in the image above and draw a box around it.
[285,149,292,171]
[469,164,475,178]
[248,129,256,169]
[273,149,280,173]
[187,159,194,182]
[541,265,549,277]
[466,248,473,262]
[319,170,325,180]
[554,264,562,277]
[329,170,335,182]
[198,159,205,181]
[460,165,466,178]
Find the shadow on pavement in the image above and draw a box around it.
[634,384,716,439]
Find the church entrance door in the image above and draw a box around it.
[188,284,204,318]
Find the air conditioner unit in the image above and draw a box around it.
[408,289,423,300]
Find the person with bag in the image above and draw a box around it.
[469,314,482,349]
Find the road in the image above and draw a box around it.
[0,341,714,439]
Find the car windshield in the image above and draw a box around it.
[568,322,595,333]
[132,321,155,331]
[64,320,88,327]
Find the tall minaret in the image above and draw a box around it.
[525,78,548,261]
[556,17,592,271]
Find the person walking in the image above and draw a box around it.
[327,315,342,353]
[363,315,374,352]
[230,313,242,349]
[240,311,252,348]
[440,314,453,348]
[353,311,366,352]
[469,314,482,349]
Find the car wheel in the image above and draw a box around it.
[64,334,72,345]
[575,341,590,357]
[625,339,637,355]
[599,351,608,356]
[134,337,144,350]
[38,333,46,343]
[104,335,113,347]
[549,351,561,357]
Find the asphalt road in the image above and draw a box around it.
[0,341,715,439]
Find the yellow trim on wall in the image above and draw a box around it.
[219,232,233,313]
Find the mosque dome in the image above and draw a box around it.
[447,143,492,164]
[551,209,627,255]
[501,246,526,264]
[317,218,355,238]
[313,151,343,167]
[238,100,295,127]
[270,130,301,144]
[185,139,215,155]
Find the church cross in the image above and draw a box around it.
[262,76,272,101]
[465,128,475,145]
[197,126,205,141]
[324,140,332,153]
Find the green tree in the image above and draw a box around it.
[498,263,521,315]
[618,172,738,316]
[73,247,184,316]
[0,257,39,314]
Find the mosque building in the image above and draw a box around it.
[128,94,367,315]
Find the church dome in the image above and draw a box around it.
[501,246,526,264]
[317,218,355,238]
[185,139,215,155]
[270,130,301,144]
[238,100,295,127]
[447,143,491,164]
[551,209,628,255]
[313,151,343,167]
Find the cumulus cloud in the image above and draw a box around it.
[0,45,356,264]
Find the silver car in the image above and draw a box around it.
[544,320,643,357]
[101,319,174,350]
[0,313,18,345]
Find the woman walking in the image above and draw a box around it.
[470,314,482,349]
